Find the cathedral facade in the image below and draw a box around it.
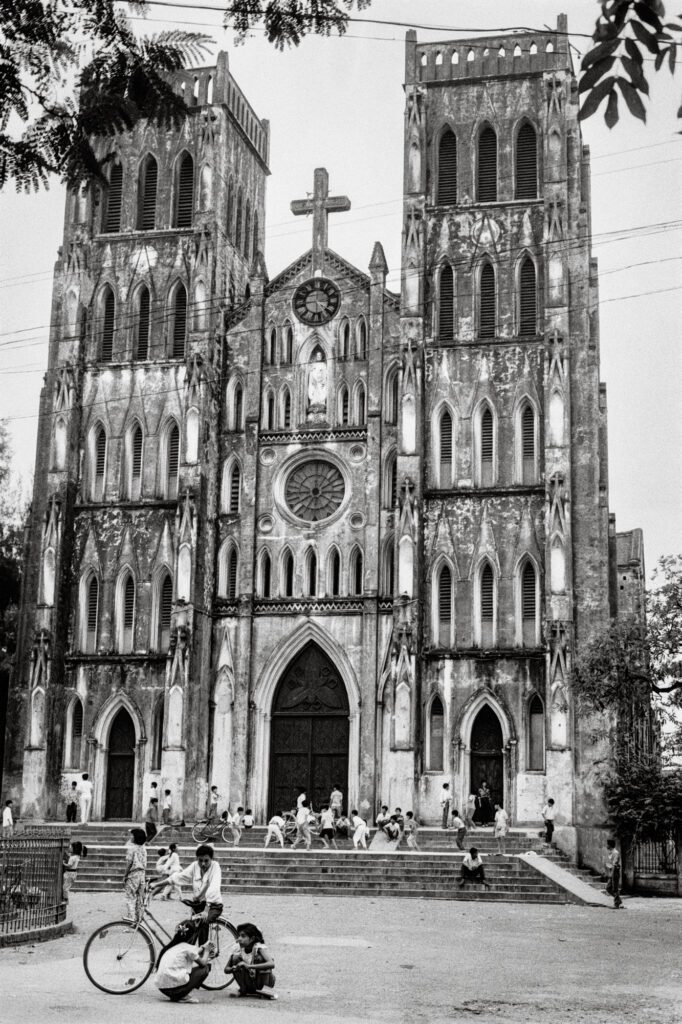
[4,19,643,854]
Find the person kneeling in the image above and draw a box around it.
[155,937,215,1004]
[225,923,276,999]
[459,847,490,890]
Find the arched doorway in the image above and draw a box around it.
[269,642,349,816]
[470,704,504,808]
[105,708,136,819]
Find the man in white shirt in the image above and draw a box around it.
[155,937,215,1003]
[264,813,286,849]
[451,810,467,850]
[459,847,490,890]
[153,844,224,943]
[351,810,368,850]
[77,774,93,824]
[319,804,338,850]
[2,800,14,838]
[542,798,556,846]
[440,782,451,829]
[291,801,312,850]
[329,785,343,819]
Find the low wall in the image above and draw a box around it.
[575,825,610,877]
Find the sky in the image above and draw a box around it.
[0,0,680,571]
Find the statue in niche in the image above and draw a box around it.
[307,348,327,412]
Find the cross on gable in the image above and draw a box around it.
[290,168,351,272]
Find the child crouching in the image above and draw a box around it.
[224,922,276,999]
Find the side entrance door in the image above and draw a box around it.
[105,708,136,819]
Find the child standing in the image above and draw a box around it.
[162,789,173,825]
[605,838,624,909]
[465,793,478,830]
[208,786,220,822]
[66,781,78,823]
[224,923,276,999]
[351,809,368,850]
[291,801,312,850]
[62,841,87,901]
[404,811,420,851]
[123,827,147,922]
[451,810,467,850]
[243,809,254,829]
[159,843,182,900]
[229,807,245,846]
[319,804,338,850]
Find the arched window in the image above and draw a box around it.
[151,696,164,770]
[117,571,136,652]
[516,122,538,200]
[477,126,497,202]
[226,176,234,240]
[381,541,394,597]
[158,571,173,651]
[228,462,241,513]
[480,562,495,647]
[339,386,350,426]
[135,286,151,360]
[266,327,277,365]
[137,155,158,230]
[259,551,272,598]
[171,283,187,358]
[305,550,317,597]
[235,188,243,251]
[479,406,494,486]
[282,324,293,364]
[328,548,341,597]
[528,694,545,770]
[185,405,199,461]
[356,319,367,360]
[199,164,212,211]
[91,424,107,501]
[253,213,259,259]
[165,421,180,499]
[519,256,537,336]
[264,390,275,429]
[244,200,251,260]
[384,452,397,509]
[428,696,445,771]
[231,380,244,432]
[340,320,350,360]
[437,563,453,647]
[520,403,536,483]
[101,287,115,361]
[282,549,294,598]
[350,547,363,596]
[42,548,56,606]
[355,383,366,425]
[82,574,99,652]
[224,546,238,600]
[125,422,143,500]
[193,280,208,331]
[53,417,67,470]
[439,409,453,487]
[68,698,84,768]
[385,368,399,424]
[521,560,538,646]
[437,129,457,205]
[174,152,194,228]
[103,158,123,233]
[282,388,292,429]
[438,264,454,341]
[479,262,496,338]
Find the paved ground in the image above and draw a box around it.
[1,891,681,1024]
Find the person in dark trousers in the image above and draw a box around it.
[542,798,556,846]
[459,848,490,890]
[155,935,215,1003]
[66,781,78,823]
[145,797,159,843]
[224,923,276,999]
[605,839,624,909]
[440,783,451,829]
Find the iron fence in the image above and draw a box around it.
[0,835,68,938]
[632,832,678,876]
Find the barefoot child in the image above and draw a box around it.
[123,827,147,922]
[224,923,276,999]
[62,840,87,901]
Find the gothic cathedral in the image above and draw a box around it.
[4,19,645,854]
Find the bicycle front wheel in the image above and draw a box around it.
[192,822,211,843]
[221,825,237,846]
[201,918,238,990]
[83,921,155,995]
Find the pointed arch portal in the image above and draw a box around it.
[469,704,504,809]
[268,641,349,817]
[105,708,136,819]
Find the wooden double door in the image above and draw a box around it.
[469,705,504,808]
[269,642,349,817]
[105,709,136,819]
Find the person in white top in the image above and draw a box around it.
[493,803,509,855]
[318,804,338,850]
[459,847,490,890]
[162,789,173,825]
[76,774,93,824]
[152,844,223,944]
[264,813,286,849]
[2,800,14,838]
[208,786,220,822]
[291,801,312,850]
[158,843,182,900]
[542,798,556,846]
[296,789,308,810]
[329,785,343,819]
[351,810,368,850]
[440,783,451,830]
[155,937,215,1003]
[451,810,467,850]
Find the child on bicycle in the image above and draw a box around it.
[224,923,276,999]
[151,844,223,944]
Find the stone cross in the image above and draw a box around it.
[291,168,351,272]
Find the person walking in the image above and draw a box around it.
[451,810,467,850]
[404,811,420,851]
[2,799,14,838]
[62,840,87,902]
[494,803,509,855]
[66,781,78,823]
[319,804,338,850]
[542,798,556,846]
[77,773,93,824]
[123,827,147,923]
[291,800,312,850]
[440,782,451,829]
[145,797,159,844]
[264,813,286,849]
[351,809,369,850]
[459,847,490,890]
[330,784,343,820]
[605,838,624,909]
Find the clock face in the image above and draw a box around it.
[293,278,341,326]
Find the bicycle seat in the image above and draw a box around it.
[180,899,197,908]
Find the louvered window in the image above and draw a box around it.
[283,326,293,364]
[261,552,272,598]
[253,215,259,259]
[386,372,399,424]
[104,161,123,233]
[283,552,294,597]
[130,426,143,499]
[528,694,544,769]
[227,183,234,240]
[175,153,194,228]
[438,265,454,341]
[159,573,172,650]
[172,285,187,358]
[477,127,497,202]
[356,320,367,360]
[516,123,538,200]
[120,574,135,652]
[479,263,496,338]
[235,191,243,251]
[85,576,99,651]
[352,550,363,596]
[341,321,350,360]
[330,550,340,596]
[151,697,164,768]
[234,384,243,431]
[244,201,251,259]
[521,405,536,483]
[357,385,366,425]
[138,156,158,230]
[167,424,179,498]
[519,257,537,336]
[136,287,150,360]
[341,388,349,425]
[438,564,452,646]
[480,563,494,646]
[72,701,83,739]
[521,561,537,646]
[266,392,275,429]
[283,391,292,428]
[437,130,457,205]
[101,290,115,361]
[229,464,240,513]
[439,410,453,487]
[480,408,493,486]
[94,427,106,499]
[429,696,445,770]
[268,328,276,365]
[227,549,238,599]
[385,455,397,509]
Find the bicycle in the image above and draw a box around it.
[82,879,237,995]
[191,817,240,846]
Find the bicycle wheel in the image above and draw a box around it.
[201,918,238,990]
[192,822,211,843]
[221,824,237,846]
[83,920,155,995]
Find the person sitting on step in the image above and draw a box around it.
[459,847,490,890]
[224,922,276,1000]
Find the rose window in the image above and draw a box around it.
[284,461,345,522]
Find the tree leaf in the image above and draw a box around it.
[625,37,644,64]
[579,76,617,120]
[622,54,648,88]
[617,76,649,120]
[669,42,677,72]
[579,56,616,93]
[605,88,620,127]
[581,37,622,69]
[632,20,661,54]
[655,47,667,68]
[634,2,664,31]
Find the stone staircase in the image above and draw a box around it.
[32,823,603,904]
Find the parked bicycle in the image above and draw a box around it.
[83,879,237,995]
[191,816,240,846]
